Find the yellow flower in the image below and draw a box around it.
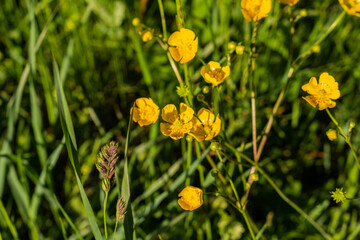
[131,98,160,126]
[189,108,221,142]
[160,103,194,140]
[301,72,340,111]
[241,0,272,22]
[279,0,299,6]
[178,186,203,211]
[326,129,337,141]
[141,30,153,42]
[168,28,198,64]
[339,0,360,17]
[200,61,230,86]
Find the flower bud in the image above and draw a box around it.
[141,30,153,42]
[197,93,205,102]
[236,45,245,55]
[326,129,337,141]
[299,9,307,17]
[211,169,219,178]
[350,121,356,129]
[186,135,193,142]
[132,18,140,27]
[250,173,259,182]
[228,41,237,51]
[210,142,220,151]
[202,86,210,94]
[312,45,321,53]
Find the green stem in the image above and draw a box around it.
[241,210,257,240]
[185,139,192,186]
[215,150,240,205]
[230,151,332,239]
[104,191,109,239]
[113,221,118,240]
[256,167,332,240]
[326,108,360,169]
[157,0,167,40]
[175,0,184,29]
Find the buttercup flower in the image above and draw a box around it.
[279,0,299,6]
[141,30,153,42]
[189,108,221,142]
[339,0,360,17]
[178,186,203,211]
[326,129,337,141]
[131,98,160,126]
[160,103,194,140]
[301,72,340,111]
[168,28,198,64]
[241,0,272,22]
[200,61,230,86]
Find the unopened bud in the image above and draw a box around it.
[350,121,356,129]
[250,173,259,182]
[197,93,205,102]
[132,18,140,27]
[299,9,307,17]
[312,45,320,53]
[236,45,245,55]
[186,135,193,142]
[202,86,210,94]
[211,170,219,178]
[228,41,237,51]
[210,142,220,151]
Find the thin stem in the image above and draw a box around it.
[326,109,360,169]
[243,20,259,208]
[241,210,257,240]
[104,191,109,239]
[157,0,167,40]
[175,0,184,29]
[199,142,226,184]
[216,150,241,206]
[256,167,333,240]
[185,139,192,186]
[113,221,118,240]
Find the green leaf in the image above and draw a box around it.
[53,57,102,240]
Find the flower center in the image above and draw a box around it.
[209,68,225,81]
[171,119,184,131]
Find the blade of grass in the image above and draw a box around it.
[53,195,84,240]
[120,107,134,240]
[53,58,102,240]
[0,199,19,239]
[27,0,37,75]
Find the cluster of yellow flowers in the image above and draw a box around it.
[131,100,221,142]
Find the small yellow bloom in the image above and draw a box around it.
[132,18,140,27]
[160,103,194,140]
[339,0,360,17]
[241,0,272,22]
[200,61,230,86]
[178,186,203,211]
[236,45,245,55]
[141,30,153,42]
[189,108,221,142]
[168,28,198,64]
[131,98,160,126]
[228,41,237,51]
[326,129,337,141]
[301,72,340,111]
[279,0,299,6]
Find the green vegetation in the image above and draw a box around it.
[1,0,360,239]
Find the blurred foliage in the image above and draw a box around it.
[1,0,360,239]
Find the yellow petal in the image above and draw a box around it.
[200,66,208,79]
[179,103,194,123]
[222,66,231,79]
[131,107,140,122]
[208,61,221,70]
[162,104,179,124]
[198,108,215,125]
[302,96,317,108]
[319,72,335,85]
[178,186,203,211]
[169,47,182,62]
[135,98,147,108]
[168,31,182,46]
[160,122,171,136]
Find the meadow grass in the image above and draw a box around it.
[1,0,360,239]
